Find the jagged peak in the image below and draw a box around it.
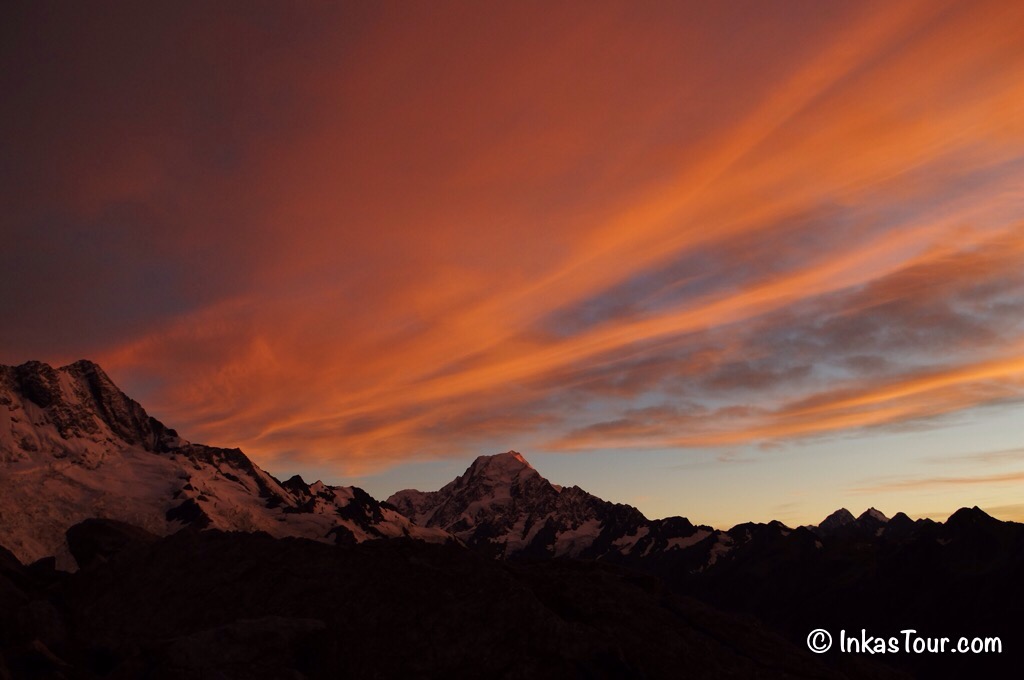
[62,358,105,373]
[7,359,122,405]
[8,358,106,380]
[472,450,531,467]
[389,452,541,504]
[819,508,855,526]
[281,475,309,494]
[2,358,182,452]
[946,505,996,527]
[12,358,54,371]
[858,507,888,523]
[889,511,914,524]
[7,358,114,384]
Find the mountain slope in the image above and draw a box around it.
[0,360,447,567]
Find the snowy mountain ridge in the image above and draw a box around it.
[0,360,448,567]
[388,451,922,571]
[1,359,991,577]
[388,450,737,564]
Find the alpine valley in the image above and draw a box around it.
[1,361,1021,679]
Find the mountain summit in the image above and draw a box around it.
[812,507,892,537]
[388,451,727,561]
[816,508,856,534]
[0,360,447,567]
[1,359,183,459]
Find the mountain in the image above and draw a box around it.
[806,507,888,540]
[814,507,856,534]
[0,360,448,567]
[388,451,734,565]
[3,360,1022,676]
[387,452,1024,675]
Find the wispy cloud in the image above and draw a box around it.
[3,0,1024,480]
[922,447,1024,466]
[853,471,1024,494]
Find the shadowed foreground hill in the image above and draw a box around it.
[0,522,894,680]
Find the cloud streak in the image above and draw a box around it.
[3,0,1024,486]
[853,471,1024,494]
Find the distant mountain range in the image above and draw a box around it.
[2,360,1021,677]
[0,359,971,569]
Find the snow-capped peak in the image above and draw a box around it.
[858,507,889,523]
[507,451,528,465]
[387,451,712,562]
[463,450,535,483]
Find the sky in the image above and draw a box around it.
[3,0,1024,528]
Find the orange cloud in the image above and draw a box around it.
[5,1,1024,476]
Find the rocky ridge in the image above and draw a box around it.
[0,360,449,567]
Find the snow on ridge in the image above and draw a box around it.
[612,526,650,555]
[706,534,735,567]
[666,529,711,551]
[860,507,889,523]
[553,518,602,557]
[464,450,535,484]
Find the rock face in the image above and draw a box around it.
[389,451,732,563]
[0,359,183,461]
[0,360,449,567]
[65,518,160,570]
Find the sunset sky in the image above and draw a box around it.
[3,0,1024,527]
